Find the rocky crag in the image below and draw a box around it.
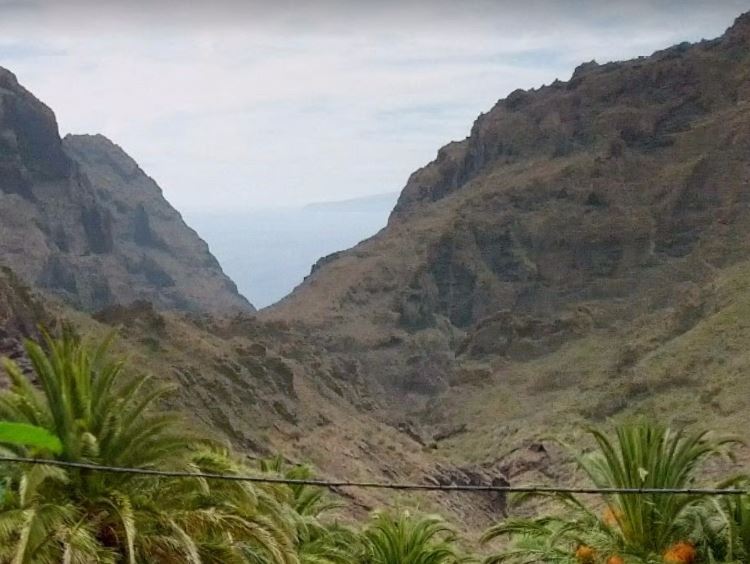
[268,12,750,384]
[265,13,750,462]
[0,67,251,313]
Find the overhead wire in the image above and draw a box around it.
[0,455,744,496]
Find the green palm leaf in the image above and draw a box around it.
[482,421,738,563]
[0,329,299,563]
[0,422,61,454]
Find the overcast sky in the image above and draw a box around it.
[1,1,748,212]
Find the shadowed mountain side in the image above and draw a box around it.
[0,66,252,313]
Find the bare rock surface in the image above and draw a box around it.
[265,12,750,406]
[0,67,251,313]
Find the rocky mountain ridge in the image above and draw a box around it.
[0,66,252,313]
[266,12,750,397]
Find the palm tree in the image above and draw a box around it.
[360,510,471,564]
[0,329,298,563]
[581,423,736,554]
[259,456,361,564]
[483,421,737,563]
[700,481,750,563]
[134,450,299,563]
[481,502,613,564]
[722,495,750,562]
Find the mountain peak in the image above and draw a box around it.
[0,69,253,313]
[266,9,750,399]
[728,10,750,37]
[719,10,750,48]
[0,66,18,86]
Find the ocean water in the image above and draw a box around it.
[187,193,397,308]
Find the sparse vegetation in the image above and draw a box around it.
[3,333,750,563]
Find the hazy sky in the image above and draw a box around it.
[1,1,748,212]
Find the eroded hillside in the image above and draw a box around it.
[0,65,517,530]
[265,13,750,459]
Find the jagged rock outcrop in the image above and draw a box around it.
[266,12,750,401]
[428,465,509,516]
[0,67,252,313]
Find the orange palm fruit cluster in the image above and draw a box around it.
[575,544,596,563]
[602,505,622,527]
[663,541,696,563]
[607,556,625,564]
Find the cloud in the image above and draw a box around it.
[0,1,747,211]
[0,42,66,60]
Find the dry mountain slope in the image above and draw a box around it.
[0,265,511,532]
[0,63,513,531]
[0,66,251,313]
[266,12,750,426]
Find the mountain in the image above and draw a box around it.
[0,67,501,528]
[4,11,750,534]
[188,192,398,308]
[0,67,252,313]
[264,12,750,452]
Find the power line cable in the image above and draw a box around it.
[0,455,745,496]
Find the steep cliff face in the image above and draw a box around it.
[0,67,252,313]
[267,13,750,398]
[0,76,503,523]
